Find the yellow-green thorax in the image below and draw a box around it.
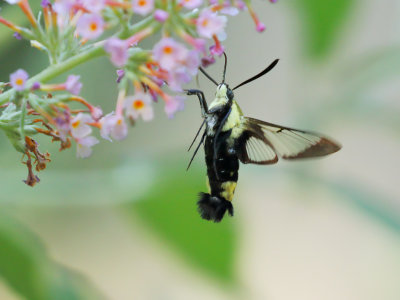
[206,84,244,136]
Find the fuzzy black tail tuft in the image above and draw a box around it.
[197,193,234,222]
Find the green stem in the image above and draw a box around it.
[0,43,105,105]
[0,15,158,106]
[20,98,27,140]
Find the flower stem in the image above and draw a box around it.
[0,44,105,105]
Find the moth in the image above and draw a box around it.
[185,54,341,222]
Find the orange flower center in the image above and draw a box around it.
[90,22,98,31]
[133,100,145,110]
[15,78,24,86]
[72,120,80,128]
[201,19,209,27]
[117,119,122,125]
[138,0,146,6]
[163,46,173,54]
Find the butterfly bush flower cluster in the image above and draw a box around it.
[0,0,276,186]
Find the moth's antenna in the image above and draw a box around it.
[232,59,279,91]
[222,52,228,84]
[199,67,218,86]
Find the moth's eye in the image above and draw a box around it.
[227,89,234,100]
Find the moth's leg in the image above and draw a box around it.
[185,89,209,117]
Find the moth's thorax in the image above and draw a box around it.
[206,100,243,136]
[208,84,230,111]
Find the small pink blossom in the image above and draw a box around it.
[76,13,104,40]
[153,37,188,70]
[41,0,50,7]
[70,113,93,139]
[197,9,227,39]
[210,43,225,56]
[184,50,201,76]
[220,7,239,16]
[65,75,82,95]
[125,92,154,121]
[100,113,128,141]
[165,95,185,119]
[54,110,71,142]
[90,106,103,120]
[201,55,216,67]
[76,135,99,158]
[105,37,129,67]
[179,0,202,10]
[167,68,191,92]
[82,0,105,13]
[132,0,154,16]
[256,22,266,32]
[116,69,125,83]
[154,9,169,23]
[10,69,29,91]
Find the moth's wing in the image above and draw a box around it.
[243,117,341,160]
[235,120,278,165]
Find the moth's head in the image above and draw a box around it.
[215,83,234,101]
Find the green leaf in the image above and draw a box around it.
[0,211,104,300]
[121,160,237,284]
[293,0,355,59]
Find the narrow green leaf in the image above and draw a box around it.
[0,211,104,300]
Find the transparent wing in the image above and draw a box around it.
[238,133,278,165]
[235,122,278,165]
[244,117,341,159]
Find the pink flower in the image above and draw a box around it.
[201,55,216,67]
[90,106,103,120]
[104,37,129,67]
[54,110,71,142]
[165,95,185,119]
[184,50,201,76]
[65,75,82,95]
[167,68,191,92]
[132,0,154,16]
[100,113,128,141]
[76,13,104,40]
[220,6,239,16]
[154,9,169,23]
[153,37,188,70]
[179,0,202,9]
[10,69,29,91]
[70,113,93,139]
[125,92,154,121]
[197,9,227,39]
[82,0,105,13]
[210,43,224,56]
[76,135,99,158]
[256,22,266,32]
[116,69,125,83]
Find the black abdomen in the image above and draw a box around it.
[197,130,239,222]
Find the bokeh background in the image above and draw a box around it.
[1,1,400,299]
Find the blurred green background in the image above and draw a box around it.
[1,1,400,299]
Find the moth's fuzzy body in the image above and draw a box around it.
[198,84,242,222]
[187,58,341,223]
